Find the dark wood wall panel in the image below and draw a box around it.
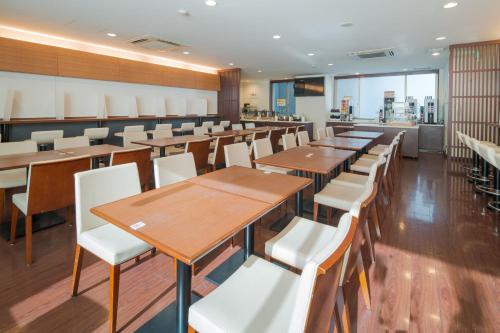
[0,37,220,91]
[217,69,241,124]
[448,40,500,164]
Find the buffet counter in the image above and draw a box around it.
[240,119,314,139]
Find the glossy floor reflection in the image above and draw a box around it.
[0,153,498,332]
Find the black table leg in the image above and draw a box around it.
[244,224,255,260]
[91,157,99,169]
[160,147,166,158]
[295,190,303,217]
[314,173,322,193]
[176,261,192,333]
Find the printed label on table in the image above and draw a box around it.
[306,153,314,158]
[130,221,146,230]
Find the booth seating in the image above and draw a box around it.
[84,127,109,145]
[54,136,90,150]
[31,130,64,150]
[188,212,356,333]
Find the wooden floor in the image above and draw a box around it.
[0,153,498,332]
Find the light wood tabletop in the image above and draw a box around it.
[0,144,125,171]
[207,129,258,137]
[90,181,272,265]
[188,166,312,206]
[309,137,372,151]
[132,135,212,149]
[336,130,384,139]
[254,146,355,175]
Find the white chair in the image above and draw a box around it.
[211,125,224,133]
[245,123,256,129]
[201,121,214,129]
[188,212,355,333]
[0,140,38,221]
[122,131,147,148]
[282,133,297,151]
[326,126,335,138]
[193,126,209,136]
[297,131,310,146]
[150,129,177,158]
[84,128,109,144]
[155,123,173,131]
[219,120,230,129]
[54,136,90,150]
[316,127,327,140]
[332,154,386,189]
[253,138,293,175]
[152,129,173,139]
[153,153,197,188]
[232,124,243,131]
[124,125,144,132]
[224,142,252,168]
[173,122,196,135]
[71,163,152,333]
[31,130,64,149]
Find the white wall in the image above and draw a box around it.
[240,80,270,109]
[0,71,217,119]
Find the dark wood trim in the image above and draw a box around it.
[335,69,439,80]
[450,39,500,48]
[217,69,241,124]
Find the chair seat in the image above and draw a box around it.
[0,168,28,189]
[265,216,337,270]
[189,255,300,333]
[314,183,364,211]
[78,224,152,265]
[330,172,368,188]
[350,159,377,174]
[256,165,293,175]
[359,154,378,160]
[12,192,28,215]
[368,145,388,155]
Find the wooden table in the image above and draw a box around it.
[0,144,125,171]
[207,129,259,138]
[254,146,355,192]
[91,181,273,333]
[132,135,212,157]
[337,130,384,140]
[309,137,372,151]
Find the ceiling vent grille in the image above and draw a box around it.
[130,35,183,51]
[349,48,396,59]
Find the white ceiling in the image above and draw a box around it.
[1,0,499,79]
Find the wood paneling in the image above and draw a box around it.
[218,69,241,124]
[0,37,220,91]
[448,40,500,162]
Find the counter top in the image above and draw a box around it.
[240,119,314,124]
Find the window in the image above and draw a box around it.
[335,72,438,119]
[271,81,295,115]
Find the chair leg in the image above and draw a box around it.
[357,253,371,310]
[370,203,382,239]
[188,325,196,333]
[326,206,332,225]
[362,221,375,263]
[109,265,120,333]
[25,215,33,265]
[71,245,84,296]
[0,188,5,223]
[336,288,351,333]
[9,204,19,244]
[313,202,319,221]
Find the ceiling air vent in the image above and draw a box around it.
[349,48,396,59]
[130,35,183,51]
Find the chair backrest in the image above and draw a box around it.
[297,131,310,146]
[180,122,196,131]
[282,133,297,150]
[316,128,327,140]
[153,153,197,188]
[54,136,90,150]
[201,121,214,128]
[152,129,173,139]
[83,127,109,140]
[224,142,252,168]
[124,125,144,132]
[326,127,335,138]
[27,156,91,215]
[288,212,356,333]
[296,125,306,135]
[110,147,151,189]
[245,123,256,129]
[253,138,274,160]
[185,139,212,172]
[211,125,224,133]
[123,131,147,148]
[0,140,38,156]
[232,124,244,131]
[220,120,230,128]
[285,127,295,134]
[193,126,209,136]
[155,123,172,130]
[74,163,141,236]
[212,135,236,166]
[269,128,286,152]
[31,130,64,145]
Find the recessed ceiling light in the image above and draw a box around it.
[307,53,315,56]
[340,22,353,28]
[228,62,234,66]
[328,63,333,66]
[284,77,289,79]
[355,72,360,75]
[436,36,447,41]
[178,9,189,16]
[443,2,458,9]
[106,32,117,37]
[273,35,281,39]
[432,52,441,56]
[257,70,262,73]
[183,51,190,55]
[403,68,408,71]
[205,0,217,6]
